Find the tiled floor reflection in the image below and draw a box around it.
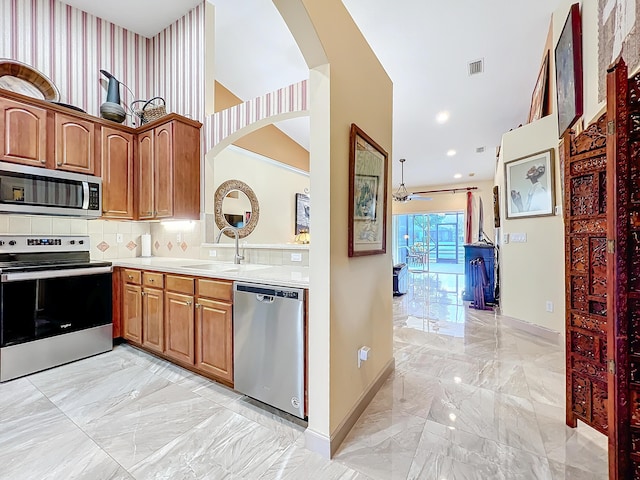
[335,269,609,480]
[0,268,608,479]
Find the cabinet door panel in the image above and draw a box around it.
[102,127,134,219]
[195,297,233,383]
[123,284,142,344]
[164,291,194,364]
[154,123,174,218]
[138,131,155,219]
[142,287,164,354]
[0,98,47,166]
[55,113,95,174]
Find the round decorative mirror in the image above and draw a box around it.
[214,180,259,238]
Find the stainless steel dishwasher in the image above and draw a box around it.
[233,281,305,418]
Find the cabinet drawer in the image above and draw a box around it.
[123,269,141,285]
[143,272,164,288]
[166,275,194,295]
[197,278,233,301]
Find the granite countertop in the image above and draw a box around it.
[111,257,309,289]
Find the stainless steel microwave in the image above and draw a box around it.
[0,161,102,217]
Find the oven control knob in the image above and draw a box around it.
[70,240,76,245]
[78,240,84,245]
[0,241,4,246]
[8,241,16,246]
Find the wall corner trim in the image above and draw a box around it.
[305,357,395,459]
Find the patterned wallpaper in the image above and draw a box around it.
[0,0,205,126]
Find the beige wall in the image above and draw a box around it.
[215,82,310,171]
[210,146,310,244]
[276,0,394,449]
[498,115,565,332]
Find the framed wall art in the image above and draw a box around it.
[348,123,388,257]
[505,148,555,219]
[555,3,583,138]
[528,51,549,124]
[295,193,310,235]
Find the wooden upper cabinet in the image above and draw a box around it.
[137,130,155,219]
[136,117,200,221]
[102,127,134,219]
[0,97,47,167]
[154,123,174,218]
[55,113,95,174]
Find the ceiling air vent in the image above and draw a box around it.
[476,146,485,153]
[468,59,484,76]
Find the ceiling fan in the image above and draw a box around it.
[392,158,432,202]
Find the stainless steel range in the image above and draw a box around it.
[0,235,113,382]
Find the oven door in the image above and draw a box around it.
[0,267,112,347]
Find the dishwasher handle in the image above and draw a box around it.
[256,294,275,304]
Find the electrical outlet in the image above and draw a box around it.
[209,250,217,257]
[177,233,182,243]
[503,233,510,244]
[545,301,554,313]
[291,253,302,262]
[116,233,123,244]
[358,346,371,368]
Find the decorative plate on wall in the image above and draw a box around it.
[0,59,60,102]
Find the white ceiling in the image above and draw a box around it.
[61,0,561,189]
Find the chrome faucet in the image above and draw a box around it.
[215,226,244,264]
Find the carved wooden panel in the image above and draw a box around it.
[564,102,609,437]
[624,65,640,480]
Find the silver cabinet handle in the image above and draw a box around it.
[186,300,192,306]
[195,303,200,309]
[141,291,146,296]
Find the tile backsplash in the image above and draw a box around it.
[0,215,309,266]
[0,215,150,260]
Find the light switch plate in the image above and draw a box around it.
[116,233,123,243]
[209,250,217,257]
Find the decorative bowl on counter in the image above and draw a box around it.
[0,59,60,102]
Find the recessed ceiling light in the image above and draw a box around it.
[447,149,456,157]
[454,173,462,179]
[436,111,450,124]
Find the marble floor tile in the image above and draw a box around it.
[0,404,130,480]
[85,383,221,469]
[31,364,172,426]
[259,444,373,480]
[426,380,546,456]
[407,420,552,480]
[130,407,293,479]
[334,409,426,480]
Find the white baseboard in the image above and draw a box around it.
[304,357,395,458]
[501,315,563,345]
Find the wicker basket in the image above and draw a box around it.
[131,96,166,125]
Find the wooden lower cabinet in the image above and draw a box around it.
[117,269,235,386]
[122,283,142,343]
[164,291,195,364]
[142,287,164,354]
[195,297,233,383]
